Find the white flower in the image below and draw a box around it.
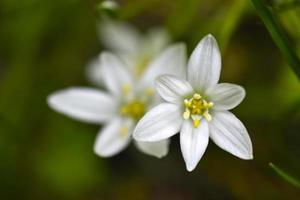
[133,34,253,171]
[87,19,170,86]
[47,43,186,158]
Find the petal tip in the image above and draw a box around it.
[93,146,111,158]
[205,33,215,40]
[186,163,197,172]
[47,92,62,109]
[154,152,168,159]
[94,150,113,158]
[155,144,170,159]
[47,94,54,106]
[239,152,253,160]
[247,153,254,160]
[93,139,120,158]
[202,34,218,47]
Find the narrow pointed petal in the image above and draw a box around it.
[94,118,133,157]
[209,111,253,159]
[135,139,170,158]
[139,43,187,89]
[86,56,104,86]
[187,34,221,92]
[205,83,245,111]
[155,75,194,104]
[100,52,133,96]
[99,19,142,55]
[133,103,182,142]
[180,120,209,172]
[47,88,116,124]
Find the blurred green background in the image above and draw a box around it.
[0,0,300,199]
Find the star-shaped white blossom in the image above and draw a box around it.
[87,19,170,86]
[48,43,186,158]
[133,34,253,171]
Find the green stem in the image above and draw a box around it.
[251,0,300,79]
[269,163,300,189]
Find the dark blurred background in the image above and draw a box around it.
[0,0,300,199]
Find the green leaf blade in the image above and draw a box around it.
[269,162,300,189]
[251,0,300,79]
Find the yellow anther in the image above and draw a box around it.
[184,99,191,107]
[202,100,208,107]
[203,111,212,121]
[120,100,146,121]
[183,93,214,128]
[193,93,202,100]
[183,109,190,119]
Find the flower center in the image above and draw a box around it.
[183,93,214,128]
[120,100,146,121]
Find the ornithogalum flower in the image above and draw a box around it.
[48,43,186,158]
[133,34,253,171]
[87,19,170,86]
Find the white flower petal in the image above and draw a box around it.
[133,103,182,142]
[142,28,170,57]
[205,83,246,111]
[155,75,194,104]
[99,19,142,55]
[47,88,116,124]
[117,53,137,71]
[180,119,209,172]
[187,34,221,92]
[94,118,133,157]
[139,43,187,90]
[86,56,104,86]
[135,139,170,158]
[209,111,253,159]
[100,52,133,96]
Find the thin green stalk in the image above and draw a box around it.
[269,163,300,189]
[251,0,300,79]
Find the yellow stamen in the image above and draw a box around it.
[184,99,191,107]
[203,111,212,121]
[120,100,146,121]
[193,93,202,100]
[183,109,190,119]
[183,93,213,128]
